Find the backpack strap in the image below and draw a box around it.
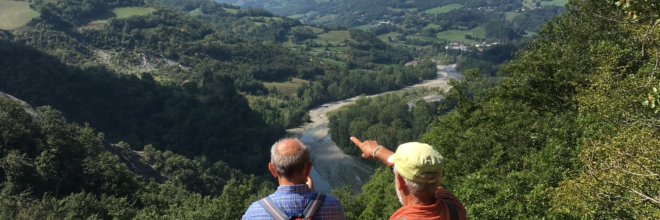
[258,197,289,220]
[302,193,326,219]
[441,199,459,220]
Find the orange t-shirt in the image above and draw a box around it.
[389,187,467,220]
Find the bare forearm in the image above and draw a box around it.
[374,146,394,166]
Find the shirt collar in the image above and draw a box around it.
[275,184,314,194]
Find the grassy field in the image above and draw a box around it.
[263,78,309,96]
[312,14,339,24]
[321,58,346,67]
[354,24,374,31]
[305,26,324,34]
[410,35,443,43]
[423,4,462,14]
[435,27,485,44]
[505,12,519,21]
[189,8,202,16]
[377,32,401,43]
[523,0,568,7]
[223,8,238,14]
[422,23,441,30]
[0,1,39,30]
[541,0,569,6]
[317,30,350,44]
[89,7,153,24]
[386,7,417,12]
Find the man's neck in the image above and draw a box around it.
[403,194,437,206]
[278,176,306,186]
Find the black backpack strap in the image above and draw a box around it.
[258,197,289,220]
[302,193,326,218]
[441,199,459,220]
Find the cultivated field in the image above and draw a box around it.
[188,8,202,16]
[89,7,154,24]
[435,26,485,44]
[321,58,345,67]
[523,0,569,7]
[0,1,39,30]
[423,4,462,14]
[263,78,309,96]
[422,23,441,30]
[541,0,569,6]
[81,7,154,30]
[505,12,519,21]
[353,24,374,31]
[305,26,324,34]
[316,30,350,44]
[223,8,238,14]
[311,14,338,24]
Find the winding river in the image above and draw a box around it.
[288,64,461,194]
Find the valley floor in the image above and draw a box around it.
[289,64,461,193]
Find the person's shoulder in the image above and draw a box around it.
[243,199,266,217]
[317,194,346,219]
[321,194,342,205]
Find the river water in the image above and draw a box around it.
[288,64,461,194]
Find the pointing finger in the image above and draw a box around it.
[350,136,362,146]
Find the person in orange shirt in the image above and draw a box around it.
[350,137,467,220]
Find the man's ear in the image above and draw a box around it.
[268,163,278,178]
[395,172,406,192]
[304,162,312,177]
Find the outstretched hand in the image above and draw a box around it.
[350,136,379,160]
[350,136,395,166]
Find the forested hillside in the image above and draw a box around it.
[2,0,658,218]
[0,40,280,174]
[0,0,436,172]
[0,93,276,219]
[332,0,660,219]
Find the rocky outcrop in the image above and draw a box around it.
[101,141,166,183]
[0,91,41,121]
[0,91,165,182]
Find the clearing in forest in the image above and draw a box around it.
[523,0,568,7]
[263,78,310,96]
[87,7,154,25]
[422,4,462,14]
[435,26,486,44]
[541,0,569,6]
[505,12,520,21]
[317,30,350,45]
[0,1,39,30]
[223,8,238,14]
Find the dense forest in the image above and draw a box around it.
[329,94,441,157]
[1,0,659,218]
[331,0,660,219]
[0,94,277,219]
[1,0,437,165]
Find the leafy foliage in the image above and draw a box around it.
[329,94,440,157]
[0,40,281,174]
[0,96,275,219]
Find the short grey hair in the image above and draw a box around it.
[394,167,440,197]
[271,138,310,178]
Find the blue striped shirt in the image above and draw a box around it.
[242,184,346,220]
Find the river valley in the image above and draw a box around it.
[288,64,461,194]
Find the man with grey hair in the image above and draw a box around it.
[351,137,467,220]
[243,138,346,220]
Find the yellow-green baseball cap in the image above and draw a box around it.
[387,142,444,183]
